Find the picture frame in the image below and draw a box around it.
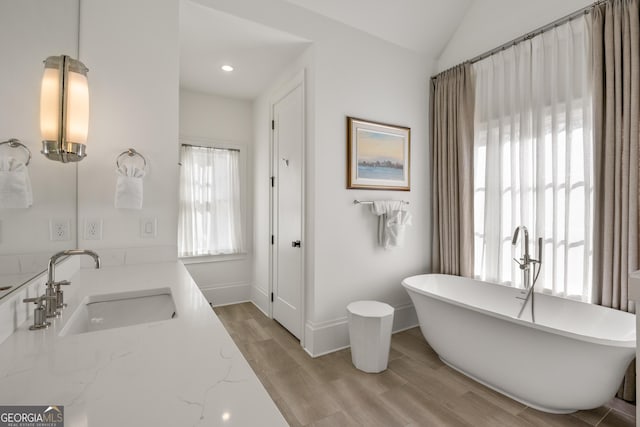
[347,117,410,191]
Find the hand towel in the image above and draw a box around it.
[385,209,413,248]
[0,157,33,209]
[370,201,411,249]
[115,163,145,209]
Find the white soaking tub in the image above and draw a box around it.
[402,274,636,414]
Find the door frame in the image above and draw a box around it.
[269,69,306,346]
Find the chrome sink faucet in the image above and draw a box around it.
[511,226,542,322]
[45,249,101,318]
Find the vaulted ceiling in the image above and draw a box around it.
[282,0,472,58]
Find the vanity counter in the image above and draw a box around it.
[0,262,288,427]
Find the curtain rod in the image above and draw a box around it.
[180,143,240,152]
[431,0,609,80]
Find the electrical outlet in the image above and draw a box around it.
[49,219,71,241]
[84,219,103,240]
[140,217,157,239]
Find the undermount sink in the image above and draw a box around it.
[60,288,176,336]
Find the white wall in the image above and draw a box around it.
[437,0,593,72]
[309,21,432,355]
[76,0,180,262]
[179,89,254,305]
[180,90,253,142]
[198,0,434,355]
[0,1,78,261]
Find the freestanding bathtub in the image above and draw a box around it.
[402,274,636,414]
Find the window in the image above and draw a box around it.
[472,16,593,301]
[178,144,244,257]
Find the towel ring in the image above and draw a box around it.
[116,148,147,171]
[0,138,32,166]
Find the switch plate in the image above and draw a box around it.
[140,217,157,239]
[50,219,71,241]
[84,219,103,240]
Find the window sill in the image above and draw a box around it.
[180,253,248,265]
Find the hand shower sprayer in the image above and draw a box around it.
[511,226,543,322]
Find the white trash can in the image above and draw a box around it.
[346,300,394,373]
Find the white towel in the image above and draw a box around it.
[370,201,412,249]
[115,164,145,209]
[0,157,33,209]
[385,210,412,248]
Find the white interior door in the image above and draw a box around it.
[271,78,304,339]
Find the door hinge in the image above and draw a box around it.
[271,292,274,302]
[271,120,275,130]
[271,235,274,245]
[271,176,275,187]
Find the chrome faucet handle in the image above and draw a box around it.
[53,280,72,309]
[23,295,56,330]
[53,280,71,288]
[23,295,51,304]
[513,257,530,270]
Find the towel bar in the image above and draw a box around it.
[353,199,409,205]
[0,138,32,166]
[116,148,147,171]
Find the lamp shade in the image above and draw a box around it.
[40,55,89,163]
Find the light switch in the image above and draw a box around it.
[140,217,157,238]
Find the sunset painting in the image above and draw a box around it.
[356,129,404,181]
[347,117,410,191]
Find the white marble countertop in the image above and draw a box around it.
[0,262,288,427]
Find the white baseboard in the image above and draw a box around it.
[251,285,270,315]
[199,282,251,306]
[302,302,418,357]
[203,282,418,359]
[251,299,270,318]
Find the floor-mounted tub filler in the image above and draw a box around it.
[402,274,636,414]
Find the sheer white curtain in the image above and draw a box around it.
[473,15,593,300]
[178,145,243,257]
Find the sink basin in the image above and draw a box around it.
[60,288,176,336]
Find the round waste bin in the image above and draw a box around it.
[346,300,394,373]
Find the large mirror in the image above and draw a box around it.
[0,0,80,298]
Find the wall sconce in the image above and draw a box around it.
[40,55,89,163]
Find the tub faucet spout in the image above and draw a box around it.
[511,226,533,288]
[512,226,542,322]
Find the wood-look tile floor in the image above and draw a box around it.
[214,303,636,427]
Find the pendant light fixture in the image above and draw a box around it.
[40,55,89,163]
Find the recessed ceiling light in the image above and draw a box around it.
[221,65,234,72]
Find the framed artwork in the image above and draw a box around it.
[347,117,410,191]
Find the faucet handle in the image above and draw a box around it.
[23,295,56,305]
[54,280,71,290]
[23,294,56,330]
[513,257,529,270]
[53,280,71,310]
